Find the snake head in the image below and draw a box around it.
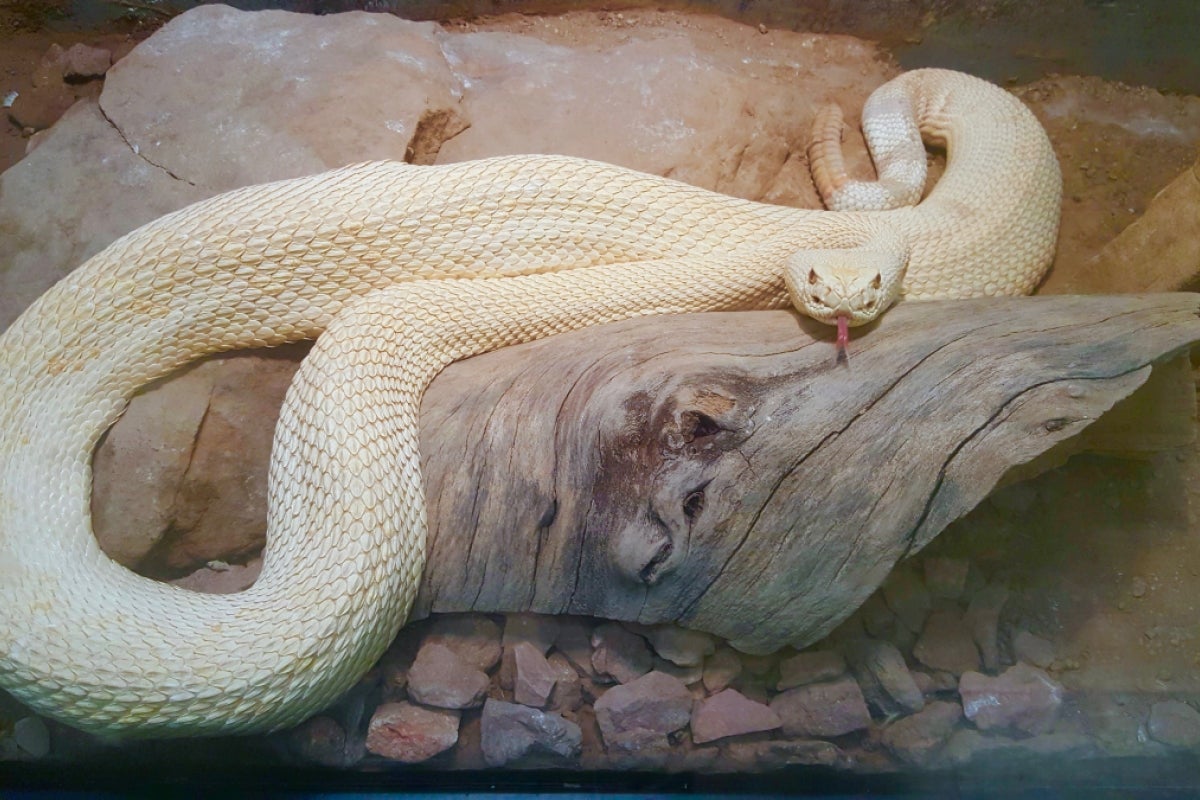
[783,248,906,328]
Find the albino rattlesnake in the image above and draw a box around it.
[0,68,1060,736]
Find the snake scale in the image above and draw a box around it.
[0,68,1060,736]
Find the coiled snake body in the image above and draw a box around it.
[0,69,1059,736]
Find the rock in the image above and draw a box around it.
[593,670,692,748]
[552,617,597,677]
[12,716,49,758]
[653,657,704,686]
[546,652,583,713]
[423,615,503,672]
[633,624,715,667]
[703,647,743,693]
[502,613,560,654]
[724,739,843,771]
[856,593,898,639]
[769,676,873,738]
[738,651,779,677]
[601,725,673,770]
[843,637,924,715]
[913,610,981,676]
[1012,630,1056,670]
[480,698,582,767]
[62,43,113,82]
[965,582,1010,672]
[881,701,963,766]
[1086,156,1200,293]
[1147,700,1200,748]
[7,84,79,131]
[289,715,349,767]
[690,688,781,744]
[938,729,1098,767]
[922,557,969,599]
[591,622,653,684]
[959,663,1064,735]
[513,641,558,708]
[881,564,932,634]
[406,642,490,709]
[777,650,847,690]
[366,702,460,763]
[170,557,261,594]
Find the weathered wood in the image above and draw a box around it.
[91,294,1200,654]
[413,294,1200,652]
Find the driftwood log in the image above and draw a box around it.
[95,294,1200,654]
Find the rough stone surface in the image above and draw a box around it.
[513,641,558,708]
[777,650,847,690]
[366,702,460,763]
[1086,156,1200,293]
[593,670,692,746]
[62,43,113,81]
[422,615,503,673]
[769,677,872,738]
[1012,630,1056,670]
[406,642,489,710]
[724,739,843,771]
[844,638,925,715]
[552,617,597,678]
[502,613,560,654]
[881,701,963,766]
[938,729,1098,767]
[959,663,1064,735]
[913,610,981,676]
[546,652,583,713]
[290,715,349,767]
[634,624,716,667]
[965,583,1010,672]
[881,565,932,634]
[922,557,970,599]
[691,688,781,744]
[591,622,653,684]
[703,647,743,693]
[480,698,582,767]
[1147,700,1200,748]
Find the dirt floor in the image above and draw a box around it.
[1,0,1199,782]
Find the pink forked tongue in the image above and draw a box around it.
[836,314,850,355]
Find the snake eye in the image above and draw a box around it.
[808,269,819,285]
[871,272,882,289]
[865,298,876,309]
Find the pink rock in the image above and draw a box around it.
[959,663,1064,735]
[634,624,715,667]
[513,641,558,708]
[913,609,981,676]
[406,642,489,709]
[724,740,843,771]
[844,637,924,715]
[170,557,261,594]
[777,650,846,690]
[702,647,742,693]
[553,617,598,677]
[423,614,503,672]
[366,702,460,763]
[546,652,583,713]
[593,670,692,746]
[769,676,872,738]
[691,689,781,744]
[591,622,653,684]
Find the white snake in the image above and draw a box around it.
[0,68,1060,736]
